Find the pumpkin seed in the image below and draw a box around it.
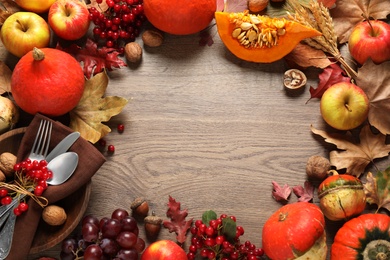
[232,28,242,38]
[240,22,253,30]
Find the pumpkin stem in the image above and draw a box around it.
[32,48,45,61]
[362,239,390,260]
[278,212,288,221]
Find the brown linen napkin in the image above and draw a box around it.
[7,113,106,259]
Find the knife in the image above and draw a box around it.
[45,132,80,162]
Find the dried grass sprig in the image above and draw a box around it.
[285,0,357,79]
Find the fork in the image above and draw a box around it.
[0,119,52,219]
[28,119,52,161]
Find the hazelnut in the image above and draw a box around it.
[124,42,142,63]
[142,29,164,47]
[130,197,149,218]
[144,213,163,240]
[283,69,307,90]
[306,155,331,180]
[248,0,269,13]
[42,205,67,226]
[0,152,16,178]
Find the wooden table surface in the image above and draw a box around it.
[0,22,383,259]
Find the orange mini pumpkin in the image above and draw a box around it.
[215,11,322,63]
[11,48,85,117]
[144,0,216,35]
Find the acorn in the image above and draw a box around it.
[144,212,163,240]
[130,197,149,218]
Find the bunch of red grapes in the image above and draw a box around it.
[0,158,52,216]
[88,0,146,50]
[188,213,265,260]
[60,208,145,260]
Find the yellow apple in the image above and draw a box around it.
[15,0,56,14]
[0,12,51,58]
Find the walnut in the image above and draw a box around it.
[142,29,164,47]
[306,155,331,180]
[0,170,5,182]
[248,0,269,13]
[0,152,16,178]
[124,42,142,63]
[283,69,307,90]
[42,205,67,226]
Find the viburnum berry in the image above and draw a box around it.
[0,188,8,197]
[117,123,125,133]
[34,185,44,196]
[1,196,12,205]
[13,207,22,216]
[18,202,29,212]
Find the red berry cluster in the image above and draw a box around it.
[89,0,146,50]
[188,213,264,260]
[0,158,52,216]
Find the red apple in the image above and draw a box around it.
[140,240,187,260]
[48,0,90,41]
[320,82,369,130]
[348,20,390,65]
[0,12,51,58]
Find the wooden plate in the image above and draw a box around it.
[0,127,91,254]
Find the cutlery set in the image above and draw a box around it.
[0,119,81,259]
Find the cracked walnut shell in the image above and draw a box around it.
[283,69,307,90]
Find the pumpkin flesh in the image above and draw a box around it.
[215,12,322,63]
[262,202,326,260]
[331,213,390,260]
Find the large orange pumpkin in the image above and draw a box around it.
[331,213,390,260]
[11,48,85,117]
[215,12,322,63]
[262,202,327,260]
[144,0,216,35]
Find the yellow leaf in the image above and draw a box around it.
[311,124,390,177]
[0,60,12,94]
[69,71,128,143]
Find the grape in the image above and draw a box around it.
[116,248,138,260]
[99,216,110,230]
[84,244,103,260]
[61,238,78,254]
[82,222,100,242]
[133,237,145,253]
[121,216,137,233]
[115,231,137,249]
[111,208,129,221]
[102,218,122,238]
[100,238,120,257]
[82,214,100,227]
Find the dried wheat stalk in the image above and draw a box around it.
[285,0,357,79]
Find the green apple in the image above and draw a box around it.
[0,12,50,58]
[48,0,90,41]
[320,82,369,130]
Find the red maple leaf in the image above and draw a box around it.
[57,38,127,79]
[293,181,314,202]
[271,181,291,203]
[163,196,193,244]
[307,63,351,103]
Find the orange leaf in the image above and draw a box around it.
[311,124,390,177]
[363,170,390,213]
[0,61,12,94]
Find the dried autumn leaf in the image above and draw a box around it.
[307,63,351,102]
[58,39,127,79]
[0,0,21,25]
[330,0,390,44]
[285,43,332,70]
[0,61,12,94]
[363,170,390,213]
[293,181,314,202]
[69,71,128,143]
[163,196,193,244]
[271,181,291,203]
[311,124,390,177]
[356,60,390,135]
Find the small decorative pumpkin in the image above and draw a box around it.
[262,202,327,260]
[11,47,85,117]
[144,0,216,35]
[215,11,322,63]
[331,213,390,260]
[318,171,366,221]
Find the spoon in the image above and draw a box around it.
[0,152,79,259]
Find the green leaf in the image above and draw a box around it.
[202,210,217,226]
[222,217,236,242]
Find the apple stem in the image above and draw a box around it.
[16,19,27,32]
[344,103,352,112]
